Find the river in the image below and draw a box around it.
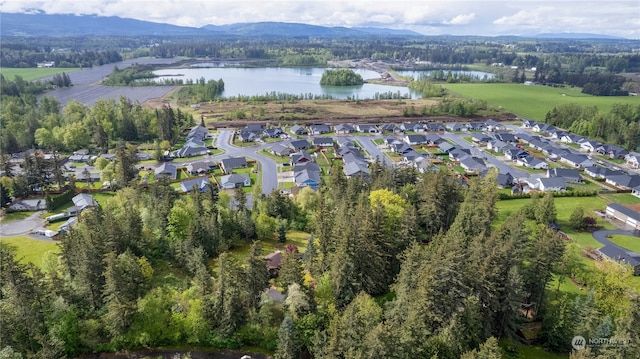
[152,66,417,99]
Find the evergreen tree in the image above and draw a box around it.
[461,336,503,359]
[535,192,558,224]
[275,316,299,359]
[570,206,585,229]
[279,246,304,291]
[244,243,270,311]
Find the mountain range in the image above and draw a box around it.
[0,12,625,39]
[0,12,421,38]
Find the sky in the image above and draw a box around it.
[1,0,639,38]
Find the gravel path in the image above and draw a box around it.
[0,211,46,236]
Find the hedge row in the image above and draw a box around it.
[46,189,76,211]
[498,190,598,200]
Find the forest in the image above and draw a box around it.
[319,69,364,86]
[2,164,638,358]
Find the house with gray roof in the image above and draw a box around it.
[219,174,251,189]
[584,166,625,179]
[312,137,334,147]
[449,148,471,161]
[605,175,640,190]
[404,134,427,145]
[517,155,548,170]
[598,244,640,276]
[71,193,98,213]
[424,134,444,145]
[219,157,248,174]
[445,122,465,132]
[155,163,178,180]
[287,139,311,151]
[547,168,582,183]
[380,123,401,133]
[560,154,594,168]
[180,177,211,193]
[459,156,486,173]
[538,177,567,192]
[625,152,640,169]
[438,142,456,153]
[344,161,370,178]
[309,124,331,135]
[289,125,308,135]
[185,160,216,175]
[334,124,356,134]
[270,143,294,157]
[294,167,321,189]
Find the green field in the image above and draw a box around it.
[0,235,60,269]
[443,83,640,121]
[609,234,640,253]
[0,67,81,81]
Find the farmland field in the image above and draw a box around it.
[443,83,640,121]
[0,67,81,81]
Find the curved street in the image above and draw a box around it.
[0,211,46,236]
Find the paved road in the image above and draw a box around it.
[350,135,393,167]
[0,211,46,236]
[215,130,279,194]
[38,57,182,107]
[441,132,529,178]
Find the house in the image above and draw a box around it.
[237,131,259,142]
[263,127,285,138]
[185,160,217,175]
[606,203,640,230]
[219,157,248,174]
[336,138,354,148]
[598,244,640,276]
[605,175,640,190]
[264,251,282,277]
[380,123,401,133]
[71,193,98,213]
[287,139,311,151]
[596,144,628,159]
[334,124,356,134]
[528,138,549,151]
[180,177,211,192]
[584,166,624,179]
[560,134,585,144]
[244,124,265,133]
[542,145,570,160]
[8,199,46,212]
[289,125,308,136]
[424,134,444,145]
[404,134,427,145]
[171,145,209,158]
[625,152,640,169]
[538,177,567,192]
[547,168,582,183]
[356,124,379,133]
[187,125,210,143]
[438,142,456,153]
[75,171,101,182]
[400,123,423,132]
[522,120,537,128]
[294,167,322,188]
[484,119,504,132]
[580,139,601,153]
[413,157,436,173]
[290,152,313,165]
[548,129,568,140]
[560,154,594,168]
[391,143,414,154]
[309,124,331,135]
[402,149,422,163]
[336,146,363,158]
[446,122,466,132]
[449,148,471,161]
[344,161,370,178]
[496,173,515,188]
[633,185,640,198]
[517,155,548,169]
[487,140,508,152]
[219,174,251,189]
[424,122,445,132]
[466,122,485,131]
[270,143,294,157]
[494,132,516,143]
[532,123,553,133]
[312,137,334,147]
[155,163,177,180]
[68,154,91,163]
[384,137,403,148]
[503,146,529,161]
[459,156,486,173]
[471,133,491,144]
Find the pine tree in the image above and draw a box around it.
[569,206,585,229]
[535,191,557,224]
[275,316,299,359]
[244,243,270,311]
[279,247,304,291]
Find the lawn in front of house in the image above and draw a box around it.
[0,235,60,269]
[608,234,640,253]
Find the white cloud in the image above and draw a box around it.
[0,0,638,38]
[444,13,475,25]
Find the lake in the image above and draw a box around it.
[397,70,495,81]
[153,66,417,99]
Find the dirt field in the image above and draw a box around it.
[144,96,510,129]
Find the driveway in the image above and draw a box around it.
[0,211,46,236]
[592,229,640,249]
[350,135,393,167]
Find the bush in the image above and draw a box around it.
[46,189,75,211]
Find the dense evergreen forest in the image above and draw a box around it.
[2,166,638,358]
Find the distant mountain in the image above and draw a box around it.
[1,12,421,38]
[532,32,625,40]
[0,12,208,36]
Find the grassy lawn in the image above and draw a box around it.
[443,83,640,121]
[598,192,640,204]
[372,138,384,145]
[260,149,291,164]
[0,67,81,81]
[221,230,311,268]
[1,211,34,222]
[93,192,115,206]
[608,234,640,253]
[0,235,60,269]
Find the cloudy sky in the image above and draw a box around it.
[1,0,639,38]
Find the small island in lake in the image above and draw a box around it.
[320,68,364,86]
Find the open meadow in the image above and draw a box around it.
[0,67,80,81]
[0,235,60,269]
[443,83,640,121]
